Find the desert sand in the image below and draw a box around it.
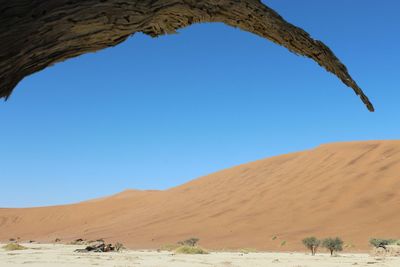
[1,243,400,267]
[1,140,400,251]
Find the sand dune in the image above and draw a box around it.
[1,140,400,251]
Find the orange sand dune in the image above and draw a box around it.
[1,140,400,251]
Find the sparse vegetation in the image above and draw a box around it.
[322,237,343,256]
[281,240,287,246]
[2,243,28,251]
[271,236,277,241]
[175,245,208,254]
[302,237,320,256]
[178,237,199,247]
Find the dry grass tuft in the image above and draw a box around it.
[175,245,208,254]
[238,248,258,254]
[2,243,28,251]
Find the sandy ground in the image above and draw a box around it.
[1,244,399,267]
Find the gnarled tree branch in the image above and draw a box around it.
[0,0,374,111]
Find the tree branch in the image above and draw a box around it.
[0,0,374,111]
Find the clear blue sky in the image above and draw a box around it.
[1,1,399,207]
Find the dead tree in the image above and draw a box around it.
[0,0,374,111]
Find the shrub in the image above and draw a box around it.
[370,238,390,248]
[2,243,28,251]
[177,238,199,247]
[322,237,343,256]
[369,238,398,248]
[302,237,320,255]
[175,245,208,254]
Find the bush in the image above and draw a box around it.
[322,237,343,256]
[175,245,208,254]
[369,238,398,248]
[2,243,28,251]
[302,237,321,255]
[178,238,199,247]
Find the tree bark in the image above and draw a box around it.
[0,0,374,111]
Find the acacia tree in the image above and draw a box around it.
[322,237,343,256]
[0,0,373,111]
[302,237,320,256]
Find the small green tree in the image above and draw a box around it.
[322,237,343,256]
[178,238,199,247]
[302,237,320,255]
